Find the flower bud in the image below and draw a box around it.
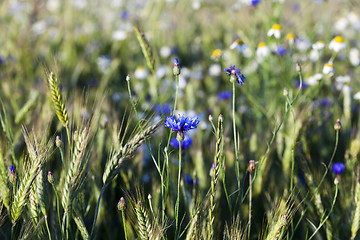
[247,160,258,173]
[48,171,55,184]
[283,87,289,97]
[177,131,184,142]
[126,74,131,82]
[173,58,180,76]
[56,135,62,148]
[100,116,109,129]
[334,119,341,131]
[9,165,16,184]
[117,197,126,211]
[296,63,301,73]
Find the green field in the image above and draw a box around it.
[1,0,360,239]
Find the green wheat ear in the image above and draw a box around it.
[48,72,68,127]
[133,25,155,74]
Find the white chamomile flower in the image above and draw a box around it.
[353,91,360,100]
[267,24,282,39]
[305,73,323,86]
[322,62,334,76]
[134,66,149,80]
[329,36,347,52]
[285,33,295,45]
[229,39,248,53]
[334,17,348,32]
[349,48,360,66]
[256,42,270,62]
[312,40,325,51]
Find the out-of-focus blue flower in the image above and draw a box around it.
[250,0,261,6]
[164,115,199,133]
[218,90,232,100]
[9,165,15,174]
[332,162,345,175]
[295,80,308,89]
[224,65,246,85]
[153,104,172,116]
[120,10,129,20]
[0,56,4,64]
[320,98,332,107]
[170,135,193,149]
[277,45,287,56]
[185,174,199,186]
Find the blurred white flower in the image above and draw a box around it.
[334,17,348,32]
[256,42,270,62]
[134,66,149,80]
[32,21,47,35]
[208,64,222,77]
[156,65,169,79]
[112,30,127,41]
[285,33,295,45]
[322,62,334,76]
[72,0,87,10]
[160,46,171,58]
[267,24,282,39]
[335,75,351,90]
[46,0,60,12]
[192,0,201,10]
[349,48,360,66]
[353,91,360,100]
[295,38,311,51]
[348,12,360,30]
[305,73,323,86]
[230,40,248,53]
[312,40,325,50]
[329,36,346,52]
[309,49,320,62]
[97,55,112,73]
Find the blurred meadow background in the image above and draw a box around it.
[1,0,360,239]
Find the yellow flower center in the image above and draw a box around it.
[286,33,295,40]
[235,39,244,45]
[326,63,333,68]
[334,36,344,43]
[258,42,267,48]
[317,40,325,45]
[212,49,222,57]
[137,66,145,70]
[272,24,282,30]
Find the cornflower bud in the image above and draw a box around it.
[48,171,55,184]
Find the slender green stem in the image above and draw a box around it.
[232,82,240,192]
[52,183,64,240]
[126,79,161,175]
[248,172,252,240]
[90,184,107,240]
[175,140,182,239]
[308,183,339,240]
[45,215,52,240]
[166,75,180,149]
[121,210,128,240]
[285,96,296,191]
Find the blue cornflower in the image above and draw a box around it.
[218,90,232,100]
[153,104,172,116]
[332,162,345,175]
[120,10,129,20]
[250,0,261,6]
[173,58,180,76]
[224,65,246,85]
[9,165,15,174]
[277,45,287,57]
[165,115,199,133]
[185,174,199,186]
[170,135,193,150]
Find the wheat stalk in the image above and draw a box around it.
[62,127,89,213]
[48,72,68,127]
[135,201,153,240]
[0,147,11,210]
[102,121,161,185]
[207,115,223,239]
[11,130,50,223]
[133,26,155,74]
[351,178,360,240]
[73,207,89,240]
